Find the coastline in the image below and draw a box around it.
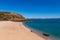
[0,21,45,40]
[18,22,47,40]
[23,22,52,40]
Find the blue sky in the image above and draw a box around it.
[0,0,60,18]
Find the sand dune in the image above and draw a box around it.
[0,21,45,40]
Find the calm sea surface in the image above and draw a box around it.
[24,19,60,40]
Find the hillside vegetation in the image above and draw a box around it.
[0,12,27,21]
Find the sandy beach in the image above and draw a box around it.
[0,21,48,40]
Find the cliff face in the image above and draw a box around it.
[0,12,27,21]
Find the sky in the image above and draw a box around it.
[0,0,60,18]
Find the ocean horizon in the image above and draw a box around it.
[24,19,60,40]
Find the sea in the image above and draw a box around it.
[23,19,60,40]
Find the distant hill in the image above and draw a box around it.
[0,12,27,21]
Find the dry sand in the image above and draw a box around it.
[0,21,46,40]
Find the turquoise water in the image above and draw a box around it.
[24,19,60,40]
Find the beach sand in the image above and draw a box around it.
[0,21,49,40]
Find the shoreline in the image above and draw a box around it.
[22,22,52,40]
[0,21,51,40]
